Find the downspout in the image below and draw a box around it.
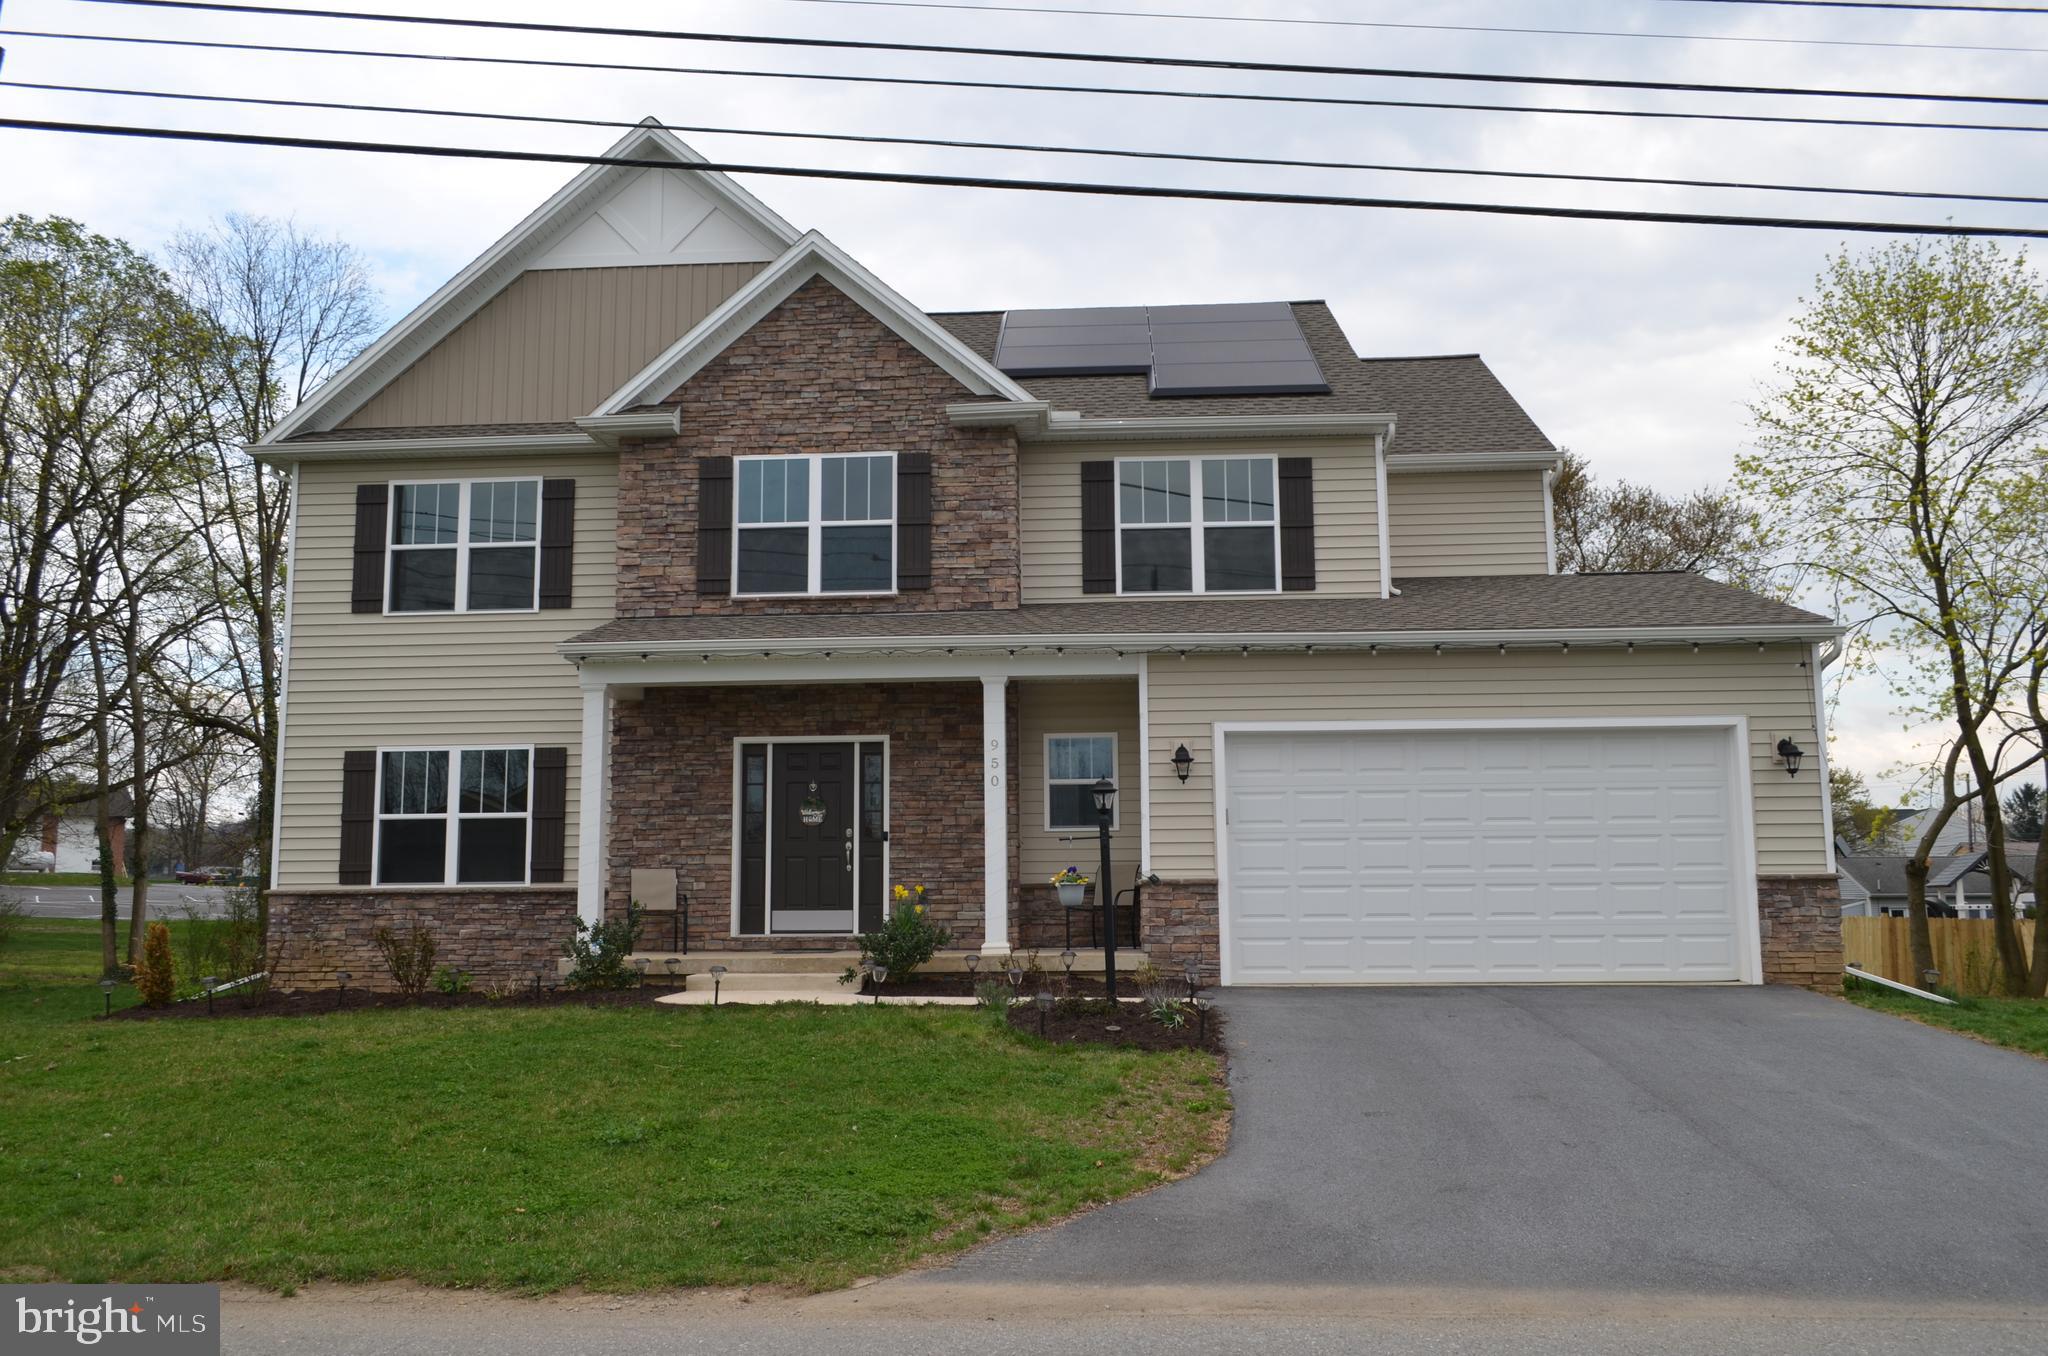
[267,461,301,889]
[1814,638,1843,876]
[1542,463,1559,575]
[1375,433,1393,599]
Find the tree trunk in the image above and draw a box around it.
[122,624,149,966]
[1904,795,1965,990]
[86,632,119,976]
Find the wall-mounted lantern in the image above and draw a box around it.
[1775,737,1806,778]
[1171,743,1194,784]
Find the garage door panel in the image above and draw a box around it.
[1225,728,1744,984]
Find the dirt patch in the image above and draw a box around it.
[1003,996,1224,1053]
[105,984,679,1020]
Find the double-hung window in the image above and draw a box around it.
[734,453,895,595]
[1117,456,1278,593]
[388,479,540,613]
[375,746,532,885]
[1046,734,1118,830]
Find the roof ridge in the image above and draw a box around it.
[1357,352,1483,363]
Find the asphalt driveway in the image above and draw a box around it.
[930,986,2048,1301]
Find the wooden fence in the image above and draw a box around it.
[1841,917,2038,995]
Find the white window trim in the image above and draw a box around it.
[731,451,899,598]
[1044,732,1121,832]
[383,477,542,616]
[1113,454,1281,596]
[372,743,536,887]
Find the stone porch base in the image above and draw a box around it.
[268,889,576,991]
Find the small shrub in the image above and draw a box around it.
[372,917,438,996]
[134,921,176,1008]
[564,905,642,990]
[1020,949,1049,988]
[854,885,950,983]
[974,979,1014,1015]
[1142,982,1189,1029]
[1130,961,1164,989]
[433,965,472,995]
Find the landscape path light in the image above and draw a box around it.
[709,963,728,1006]
[1036,990,1054,1037]
[99,977,115,1018]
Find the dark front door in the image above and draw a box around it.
[771,743,855,932]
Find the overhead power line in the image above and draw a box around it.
[12,77,2048,209]
[753,0,2048,55]
[6,116,2048,238]
[11,29,2048,137]
[1653,1,2048,13]
[67,0,2048,109]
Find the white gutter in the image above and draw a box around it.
[563,623,1845,662]
[1009,411,1398,444]
[1387,451,1562,473]
[574,410,681,445]
[249,431,603,464]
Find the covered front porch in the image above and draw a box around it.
[571,650,1153,963]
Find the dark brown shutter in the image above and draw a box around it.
[529,746,568,883]
[351,484,388,614]
[1081,460,1115,595]
[339,750,376,885]
[896,452,933,590]
[538,479,575,609]
[1277,456,1317,592]
[697,456,733,596]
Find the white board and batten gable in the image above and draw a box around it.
[527,164,783,271]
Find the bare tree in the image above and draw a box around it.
[1552,451,1768,585]
[164,215,379,938]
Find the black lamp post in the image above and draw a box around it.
[1093,776,1118,1002]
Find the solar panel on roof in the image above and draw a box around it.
[991,300,1330,397]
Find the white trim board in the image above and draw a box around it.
[263,120,799,442]
[1208,716,1764,989]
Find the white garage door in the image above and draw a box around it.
[1223,727,1746,984]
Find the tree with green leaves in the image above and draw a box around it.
[1831,766,1905,853]
[1743,237,2048,996]
[0,215,216,973]
[2009,783,2045,845]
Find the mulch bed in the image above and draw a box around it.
[859,971,1160,998]
[104,985,677,1021]
[1005,997,1225,1053]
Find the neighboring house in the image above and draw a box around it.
[1887,805,1985,859]
[1835,849,2038,918]
[7,792,131,874]
[252,122,1846,992]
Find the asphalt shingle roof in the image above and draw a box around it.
[285,422,584,443]
[931,301,1556,458]
[569,572,1831,649]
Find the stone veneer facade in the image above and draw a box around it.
[604,681,1021,951]
[1757,874,1844,992]
[615,277,1021,619]
[268,889,577,991]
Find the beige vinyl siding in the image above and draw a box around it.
[1387,469,1549,577]
[1015,679,1143,890]
[1019,438,1380,603]
[275,452,618,888]
[1145,645,1827,880]
[340,263,764,429]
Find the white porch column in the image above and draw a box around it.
[980,673,1012,956]
[576,683,611,929]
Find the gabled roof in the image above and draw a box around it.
[260,120,800,444]
[596,232,1035,413]
[932,302,1554,458]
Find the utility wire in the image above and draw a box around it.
[11,29,2048,136]
[66,0,2048,109]
[6,116,2048,238]
[12,77,2048,209]
[1652,1,2048,13]
[753,0,2048,55]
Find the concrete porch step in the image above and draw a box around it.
[684,970,842,995]
[624,949,1150,976]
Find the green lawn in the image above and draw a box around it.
[1845,974,2048,1060]
[0,919,1229,1293]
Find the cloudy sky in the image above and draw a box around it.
[6,0,2045,803]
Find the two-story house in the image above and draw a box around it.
[254,122,1845,991]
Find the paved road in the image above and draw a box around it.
[205,986,2048,1351]
[3,884,237,919]
[930,986,2048,1301]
